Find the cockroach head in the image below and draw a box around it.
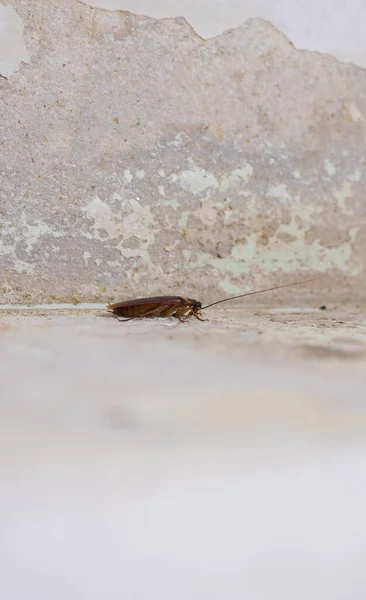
[187,298,202,310]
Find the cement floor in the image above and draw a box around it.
[1,307,366,600]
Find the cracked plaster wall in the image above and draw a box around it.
[0,0,365,304]
[80,0,366,68]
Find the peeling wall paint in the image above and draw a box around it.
[1,1,366,304]
[79,0,366,68]
[0,4,28,77]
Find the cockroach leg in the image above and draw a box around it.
[193,313,208,322]
[116,316,136,322]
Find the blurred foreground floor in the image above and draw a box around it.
[1,308,366,600]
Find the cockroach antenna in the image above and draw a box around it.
[201,276,324,310]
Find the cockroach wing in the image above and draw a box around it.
[107,296,184,310]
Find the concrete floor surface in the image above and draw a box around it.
[1,307,366,600]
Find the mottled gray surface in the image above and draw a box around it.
[1,0,365,304]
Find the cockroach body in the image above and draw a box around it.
[107,296,205,322]
[107,276,323,323]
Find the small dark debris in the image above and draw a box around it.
[319,305,327,310]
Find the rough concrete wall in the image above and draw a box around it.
[79,0,366,68]
[1,0,365,304]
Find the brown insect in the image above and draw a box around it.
[107,276,322,322]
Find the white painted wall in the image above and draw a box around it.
[80,0,366,68]
[0,4,28,77]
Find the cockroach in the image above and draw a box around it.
[107,276,322,322]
